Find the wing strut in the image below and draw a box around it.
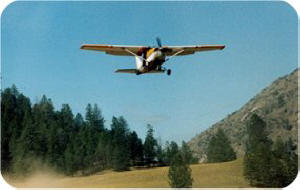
[165,49,185,62]
[124,48,149,63]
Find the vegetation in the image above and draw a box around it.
[1,85,144,176]
[168,141,194,188]
[143,124,157,166]
[168,152,193,188]
[1,85,198,177]
[206,128,236,163]
[244,114,298,187]
[5,83,297,188]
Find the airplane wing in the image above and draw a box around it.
[162,45,225,56]
[80,44,149,56]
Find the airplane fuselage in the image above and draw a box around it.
[135,48,166,74]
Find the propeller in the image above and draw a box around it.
[155,37,171,53]
[156,37,162,47]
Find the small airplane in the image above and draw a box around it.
[80,38,225,75]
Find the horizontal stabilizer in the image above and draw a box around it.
[115,69,138,74]
[146,70,165,74]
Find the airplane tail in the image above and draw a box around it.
[115,69,138,74]
[115,69,165,74]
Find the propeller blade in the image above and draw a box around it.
[156,37,162,47]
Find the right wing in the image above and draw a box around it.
[80,44,149,56]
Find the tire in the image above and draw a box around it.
[167,69,171,76]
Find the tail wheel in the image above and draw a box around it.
[167,69,171,76]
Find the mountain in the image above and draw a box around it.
[188,68,298,162]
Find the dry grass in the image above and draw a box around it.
[5,158,250,188]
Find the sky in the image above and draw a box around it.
[1,1,298,143]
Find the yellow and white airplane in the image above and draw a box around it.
[80,38,225,75]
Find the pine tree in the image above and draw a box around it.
[11,111,38,175]
[181,141,198,164]
[1,87,18,172]
[64,143,76,175]
[164,141,179,165]
[269,137,298,187]
[156,142,165,166]
[74,113,84,131]
[85,103,93,126]
[32,95,56,159]
[60,104,74,129]
[85,103,104,131]
[143,124,157,166]
[168,152,193,188]
[1,85,32,172]
[243,114,273,187]
[92,104,105,131]
[206,128,236,163]
[111,116,130,171]
[128,131,144,165]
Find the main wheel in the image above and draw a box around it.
[167,69,171,76]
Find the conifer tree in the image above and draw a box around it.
[85,103,93,126]
[128,131,144,165]
[1,87,18,172]
[156,142,165,166]
[181,141,197,164]
[11,111,38,175]
[168,152,193,188]
[92,104,105,131]
[143,124,157,166]
[74,113,84,130]
[206,128,236,163]
[268,137,298,187]
[243,114,273,187]
[111,116,130,171]
[164,141,179,165]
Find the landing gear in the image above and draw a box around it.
[167,69,171,76]
[161,66,171,76]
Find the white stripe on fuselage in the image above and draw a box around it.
[135,56,144,71]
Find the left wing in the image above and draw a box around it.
[162,45,225,56]
[80,44,149,56]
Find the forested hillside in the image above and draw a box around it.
[188,68,298,162]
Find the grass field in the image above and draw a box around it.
[6,158,250,188]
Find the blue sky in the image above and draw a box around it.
[1,1,297,143]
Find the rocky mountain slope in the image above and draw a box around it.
[188,68,298,162]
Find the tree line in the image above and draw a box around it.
[1,85,197,177]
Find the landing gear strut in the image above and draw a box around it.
[167,69,171,76]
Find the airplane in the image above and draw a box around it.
[80,38,225,76]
